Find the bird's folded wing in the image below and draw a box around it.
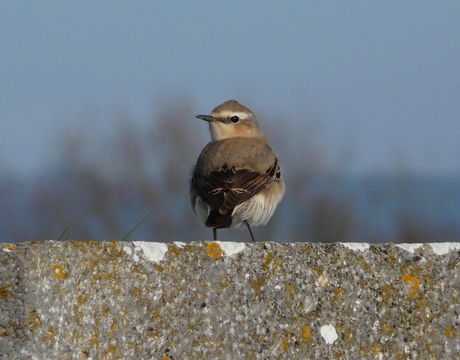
[193,158,280,214]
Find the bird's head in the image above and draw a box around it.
[196,100,264,141]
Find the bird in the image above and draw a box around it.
[190,100,285,242]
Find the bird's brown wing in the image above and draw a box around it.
[192,158,280,216]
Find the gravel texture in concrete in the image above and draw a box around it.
[1,241,460,359]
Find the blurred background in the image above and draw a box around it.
[1,1,459,243]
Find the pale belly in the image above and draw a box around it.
[193,180,285,229]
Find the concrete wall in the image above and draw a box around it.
[1,241,460,359]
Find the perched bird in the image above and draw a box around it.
[190,100,285,242]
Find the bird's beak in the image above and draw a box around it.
[195,114,216,122]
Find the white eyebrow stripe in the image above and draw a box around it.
[213,111,249,119]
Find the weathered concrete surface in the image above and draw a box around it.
[1,241,460,360]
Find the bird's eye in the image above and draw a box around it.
[231,116,240,123]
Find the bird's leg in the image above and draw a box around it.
[213,228,217,241]
[244,221,255,242]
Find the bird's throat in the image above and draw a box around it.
[209,122,264,141]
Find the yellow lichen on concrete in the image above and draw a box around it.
[153,264,164,272]
[312,265,322,274]
[444,325,456,339]
[342,327,354,344]
[3,244,16,252]
[0,286,10,299]
[131,287,142,299]
[334,287,345,296]
[106,343,119,357]
[262,252,282,277]
[371,342,383,357]
[51,263,68,280]
[100,271,113,280]
[76,294,88,305]
[285,283,296,297]
[101,304,111,314]
[27,310,42,332]
[217,275,231,291]
[380,284,393,303]
[262,252,275,270]
[380,322,393,336]
[168,244,182,258]
[88,332,100,347]
[271,258,282,274]
[42,326,56,348]
[280,337,289,352]
[207,242,223,259]
[402,275,420,297]
[302,325,312,341]
[251,278,266,297]
[333,287,346,305]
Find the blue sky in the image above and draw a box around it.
[1,1,459,176]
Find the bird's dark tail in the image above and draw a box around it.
[206,210,232,229]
